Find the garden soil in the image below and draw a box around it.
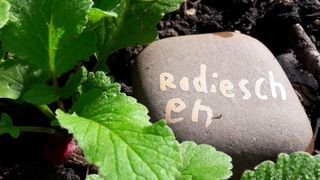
[1,0,320,179]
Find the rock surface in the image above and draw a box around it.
[132,32,314,176]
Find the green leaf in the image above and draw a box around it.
[22,84,59,105]
[80,71,120,96]
[92,0,184,61]
[50,119,59,127]
[86,8,117,31]
[178,141,233,180]
[57,90,181,179]
[57,111,181,179]
[86,174,104,180]
[0,48,5,60]
[241,152,320,180]
[1,0,95,77]
[61,69,86,98]
[0,0,10,28]
[0,113,20,138]
[0,60,49,100]
[72,89,150,127]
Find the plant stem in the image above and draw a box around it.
[52,74,59,88]
[18,126,56,134]
[36,105,56,121]
[57,101,65,110]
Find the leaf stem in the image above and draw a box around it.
[17,126,56,134]
[57,101,65,110]
[52,74,59,88]
[36,105,56,121]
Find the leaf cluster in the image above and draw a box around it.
[241,152,320,180]
[0,0,233,179]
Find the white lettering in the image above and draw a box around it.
[210,85,217,93]
[165,98,186,124]
[239,79,251,100]
[269,71,287,100]
[210,73,218,93]
[160,72,176,91]
[192,99,214,128]
[179,77,190,91]
[212,73,218,78]
[255,78,268,100]
[159,65,290,128]
[193,64,208,93]
[220,80,235,98]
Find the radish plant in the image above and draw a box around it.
[0,0,233,179]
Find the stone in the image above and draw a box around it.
[132,32,314,176]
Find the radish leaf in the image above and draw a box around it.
[0,60,49,100]
[92,0,184,63]
[0,113,19,139]
[178,141,233,180]
[22,84,59,105]
[0,0,95,77]
[57,90,181,179]
[241,152,320,180]
[0,0,10,28]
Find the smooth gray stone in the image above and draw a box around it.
[132,32,314,177]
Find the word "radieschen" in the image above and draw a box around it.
[159,64,287,128]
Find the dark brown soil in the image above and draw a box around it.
[1,0,320,179]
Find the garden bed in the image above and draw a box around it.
[1,0,320,179]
